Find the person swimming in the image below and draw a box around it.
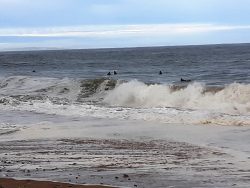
[114,71,117,75]
[159,71,162,75]
[107,72,111,76]
[180,78,191,82]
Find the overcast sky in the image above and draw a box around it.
[1,0,250,50]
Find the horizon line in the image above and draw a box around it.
[1,42,250,53]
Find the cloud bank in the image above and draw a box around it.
[1,24,250,38]
[1,23,250,51]
[1,0,250,50]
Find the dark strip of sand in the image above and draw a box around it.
[0,178,116,188]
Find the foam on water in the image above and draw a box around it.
[1,99,249,126]
[0,76,81,99]
[104,80,250,115]
[0,123,21,136]
[1,76,250,126]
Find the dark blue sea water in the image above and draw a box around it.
[1,43,250,86]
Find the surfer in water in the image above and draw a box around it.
[180,78,191,82]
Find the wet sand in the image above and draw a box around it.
[1,137,250,188]
[1,113,250,188]
[0,178,115,188]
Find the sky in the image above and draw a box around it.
[1,0,250,50]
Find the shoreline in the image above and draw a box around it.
[0,178,116,188]
[1,110,250,187]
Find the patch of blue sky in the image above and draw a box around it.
[0,0,250,50]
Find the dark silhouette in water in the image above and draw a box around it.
[159,71,162,75]
[114,71,117,75]
[32,70,36,73]
[107,72,111,76]
[181,78,191,82]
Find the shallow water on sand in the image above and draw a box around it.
[0,110,250,188]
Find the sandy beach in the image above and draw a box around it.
[1,110,250,188]
[0,178,115,188]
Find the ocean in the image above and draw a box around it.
[1,44,250,187]
[1,44,250,125]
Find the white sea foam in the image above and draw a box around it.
[1,77,250,126]
[0,123,21,136]
[0,76,81,101]
[1,99,249,126]
[104,80,250,115]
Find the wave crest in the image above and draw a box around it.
[0,76,117,104]
[1,76,250,126]
[104,80,250,115]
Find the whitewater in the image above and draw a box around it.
[1,76,250,126]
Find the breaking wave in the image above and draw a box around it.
[1,76,250,126]
[104,80,250,115]
[0,76,117,105]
